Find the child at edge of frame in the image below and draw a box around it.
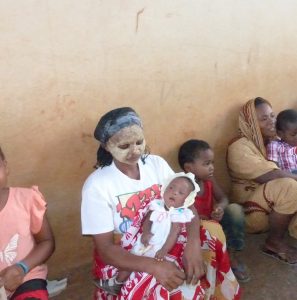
[0,146,55,300]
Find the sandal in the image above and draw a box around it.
[231,263,251,283]
[262,247,297,265]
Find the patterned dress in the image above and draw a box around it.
[93,187,240,300]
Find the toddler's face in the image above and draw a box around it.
[187,149,214,181]
[163,177,193,208]
[278,122,297,147]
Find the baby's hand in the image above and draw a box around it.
[141,232,153,247]
[211,206,224,221]
[155,249,167,261]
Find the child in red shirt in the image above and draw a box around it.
[178,139,250,283]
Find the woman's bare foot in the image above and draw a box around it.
[263,241,297,265]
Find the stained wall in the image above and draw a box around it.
[1,1,297,275]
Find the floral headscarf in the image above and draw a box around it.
[238,98,270,157]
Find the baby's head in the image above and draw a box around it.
[161,172,199,209]
[276,109,297,147]
[178,139,214,181]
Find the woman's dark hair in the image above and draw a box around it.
[254,97,271,108]
[178,139,210,170]
[95,146,113,169]
[276,109,297,131]
[94,107,149,168]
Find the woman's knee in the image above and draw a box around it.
[266,177,297,194]
[201,220,226,243]
[246,212,269,233]
[266,178,297,214]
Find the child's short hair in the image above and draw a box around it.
[0,146,5,161]
[178,139,211,170]
[276,109,297,131]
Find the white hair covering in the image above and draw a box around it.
[160,172,200,208]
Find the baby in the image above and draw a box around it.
[266,109,297,173]
[95,172,199,295]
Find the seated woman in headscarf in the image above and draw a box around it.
[227,97,297,264]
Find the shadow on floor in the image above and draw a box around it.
[53,233,297,299]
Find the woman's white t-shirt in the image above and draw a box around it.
[81,155,174,235]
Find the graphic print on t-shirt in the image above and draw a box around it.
[0,234,19,265]
[116,184,160,233]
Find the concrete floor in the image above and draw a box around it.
[53,233,297,300]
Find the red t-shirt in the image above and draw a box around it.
[194,180,213,218]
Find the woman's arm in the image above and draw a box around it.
[183,207,205,285]
[0,214,55,292]
[93,231,185,291]
[255,169,297,184]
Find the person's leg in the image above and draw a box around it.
[221,204,245,251]
[263,210,297,264]
[200,220,241,299]
[245,178,297,264]
[116,270,131,283]
[220,204,250,282]
[10,279,48,300]
[288,213,297,238]
[93,270,130,296]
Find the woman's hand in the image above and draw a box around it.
[183,206,205,284]
[150,260,185,291]
[182,238,205,285]
[0,265,25,292]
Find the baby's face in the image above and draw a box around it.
[163,177,193,208]
[279,122,297,147]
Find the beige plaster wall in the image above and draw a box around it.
[1,1,297,276]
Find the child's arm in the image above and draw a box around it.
[266,141,280,164]
[0,214,55,292]
[210,177,228,222]
[273,143,297,155]
[141,211,153,247]
[155,223,181,261]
